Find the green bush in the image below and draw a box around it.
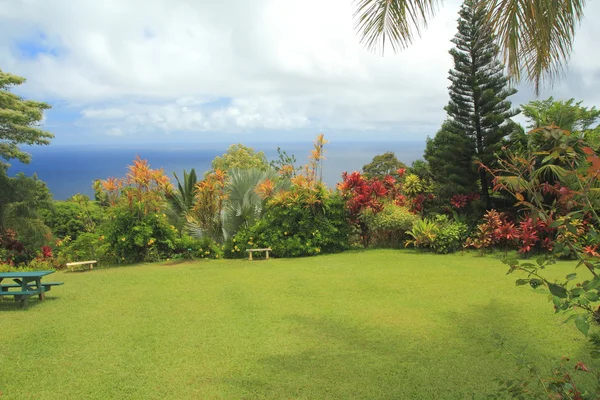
[56,232,110,265]
[100,207,177,264]
[224,190,351,258]
[406,214,468,253]
[41,200,106,240]
[173,235,223,260]
[361,203,419,247]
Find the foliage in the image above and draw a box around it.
[166,168,198,232]
[95,156,173,214]
[360,203,419,247]
[269,146,299,179]
[522,97,600,134]
[0,69,53,167]
[362,151,407,179]
[211,143,268,172]
[227,187,350,259]
[352,0,586,93]
[481,125,600,395]
[187,169,227,242]
[222,168,286,241]
[100,209,176,264]
[55,232,108,266]
[464,210,556,254]
[225,135,349,258]
[361,203,419,247]
[438,0,519,209]
[173,234,223,260]
[0,169,53,263]
[338,171,395,247]
[93,157,175,264]
[41,196,105,240]
[406,214,468,253]
[489,333,599,399]
[424,121,478,198]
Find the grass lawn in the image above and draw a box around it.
[0,250,593,399]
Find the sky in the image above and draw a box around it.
[1,0,599,147]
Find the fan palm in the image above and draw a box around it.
[222,168,285,240]
[354,0,586,94]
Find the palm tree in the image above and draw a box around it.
[354,0,586,94]
[167,169,198,232]
[222,168,285,240]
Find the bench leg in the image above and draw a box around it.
[38,290,46,301]
[248,252,253,261]
[266,251,269,260]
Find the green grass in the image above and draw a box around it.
[0,250,593,399]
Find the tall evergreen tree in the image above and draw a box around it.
[427,0,518,208]
[424,121,478,199]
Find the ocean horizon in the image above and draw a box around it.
[7,141,426,200]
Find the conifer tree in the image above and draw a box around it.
[424,121,477,199]
[426,0,518,208]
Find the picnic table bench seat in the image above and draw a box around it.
[0,289,40,307]
[1,281,63,292]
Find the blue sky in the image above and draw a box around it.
[2,0,600,147]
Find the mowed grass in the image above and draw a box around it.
[0,250,592,399]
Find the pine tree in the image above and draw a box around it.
[427,0,518,208]
[424,121,478,199]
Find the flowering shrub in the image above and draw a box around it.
[172,235,223,260]
[225,189,350,258]
[100,209,176,264]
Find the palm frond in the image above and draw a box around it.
[354,0,441,53]
[485,0,586,94]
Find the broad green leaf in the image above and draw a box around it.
[585,292,599,302]
[548,283,568,298]
[575,315,590,336]
[515,279,529,286]
[566,273,577,281]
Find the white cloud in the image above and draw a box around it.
[0,0,599,140]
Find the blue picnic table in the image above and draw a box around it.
[0,271,63,308]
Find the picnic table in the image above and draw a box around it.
[0,271,63,307]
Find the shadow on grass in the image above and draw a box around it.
[0,296,59,312]
[222,314,457,399]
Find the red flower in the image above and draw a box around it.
[583,245,600,258]
[450,194,468,209]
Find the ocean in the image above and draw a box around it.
[7,141,425,200]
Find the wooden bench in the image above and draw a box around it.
[66,260,97,272]
[246,248,272,261]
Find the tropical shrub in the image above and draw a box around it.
[172,234,223,260]
[55,232,109,265]
[361,203,419,247]
[406,215,468,253]
[41,196,106,240]
[226,189,350,258]
[100,209,176,264]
